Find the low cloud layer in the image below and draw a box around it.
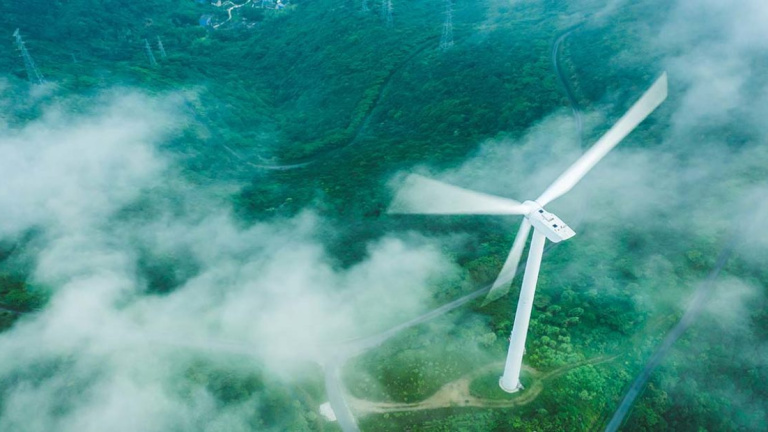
[0,90,459,431]
[1,0,767,430]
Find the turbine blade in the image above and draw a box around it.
[483,219,532,305]
[388,174,528,215]
[536,72,668,207]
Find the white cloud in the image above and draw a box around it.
[0,89,459,430]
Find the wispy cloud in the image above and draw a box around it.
[0,88,459,430]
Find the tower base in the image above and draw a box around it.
[499,377,524,394]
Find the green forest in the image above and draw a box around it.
[1,0,767,431]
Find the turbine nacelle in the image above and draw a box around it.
[522,201,576,244]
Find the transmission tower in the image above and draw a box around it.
[12,29,45,85]
[362,0,369,12]
[144,39,157,67]
[156,36,167,59]
[439,0,454,51]
[382,0,393,27]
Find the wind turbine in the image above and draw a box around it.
[388,73,668,392]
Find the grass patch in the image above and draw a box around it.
[469,370,534,401]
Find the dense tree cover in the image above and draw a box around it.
[0,251,47,329]
[1,0,561,169]
[0,274,44,313]
[1,0,767,430]
[180,355,333,431]
[345,311,497,403]
[342,222,721,429]
[619,255,768,432]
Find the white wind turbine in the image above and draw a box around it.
[388,73,668,392]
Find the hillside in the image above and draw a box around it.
[1,0,767,431]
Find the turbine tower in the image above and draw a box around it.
[439,0,454,51]
[144,38,157,67]
[388,73,668,393]
[13,29,45,85]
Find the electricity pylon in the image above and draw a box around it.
[144,39,158,67]
[157,36,167,59]
[382,0,393,27]
[439,0,454,51]
[13,29,45,84]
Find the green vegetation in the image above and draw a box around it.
[0,273,46,331]
[1,0,767,430]
[0,274,44,312]
[469,370,533,400]
[179,355,333,431]
[344,312,497,403]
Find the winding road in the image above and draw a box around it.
[213,0,252,29]
[348,356,618,415]
[322,281,497,432]
[552,25,584,142]
[235,18,586,172]
[235,37,439,171]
